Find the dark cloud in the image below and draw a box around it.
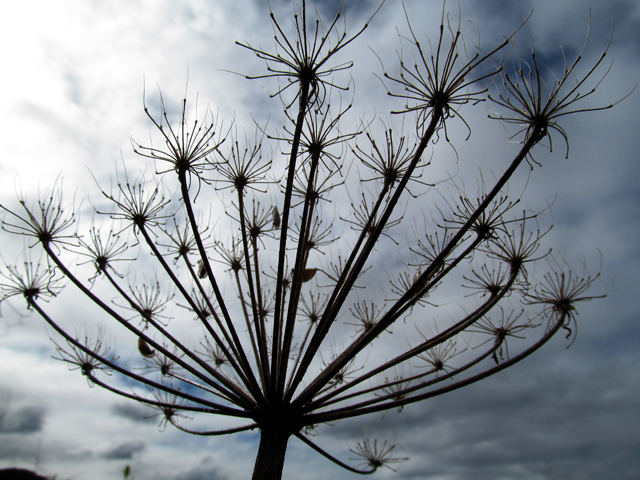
[174,457,230,480]
[376,348,640,479]
[102,440,145,460]
[607,0,640,57]
[295,323,640,480]
[469,0,535,24]
[111,403,155,423]
[0,406,45,434]
[267,0,378,19]
[174,468,229,480]
[457,0,635,87]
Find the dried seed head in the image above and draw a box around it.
[301,268,319,283]
[138,337,156,358]
[197,259,207,279]
[273,206,281,229]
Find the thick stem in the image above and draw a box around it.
[251,424,292,480]
[271,80,310,397]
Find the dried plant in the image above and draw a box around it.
[0,2,622,479]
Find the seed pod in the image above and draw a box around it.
[273,206,281,229]
[197,259,207,279]
[301,268,319,283]
[138,337,155,358]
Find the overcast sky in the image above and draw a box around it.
[1,1,639,479]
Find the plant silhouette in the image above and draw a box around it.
[0,2,622,479]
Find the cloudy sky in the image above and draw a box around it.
[1,0,639,479]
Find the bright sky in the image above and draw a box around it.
[1,1,639,480]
